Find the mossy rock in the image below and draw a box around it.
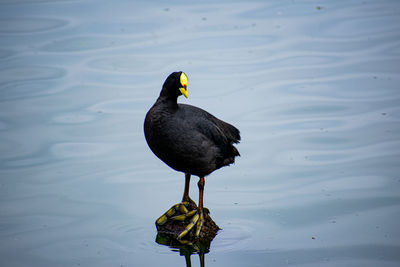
[156,201,220,243]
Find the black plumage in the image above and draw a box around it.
[144,72,240,177]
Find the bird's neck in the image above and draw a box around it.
[157,94,179,109]
[158,87,179,108]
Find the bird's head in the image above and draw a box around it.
[162,71,188,99]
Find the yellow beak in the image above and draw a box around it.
[179,72,188,98]
[179,86,188,98]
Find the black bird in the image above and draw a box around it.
[144,72,240,239]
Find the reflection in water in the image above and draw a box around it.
[156,233,211,267]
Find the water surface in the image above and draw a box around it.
[1,0,400,266]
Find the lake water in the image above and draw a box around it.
[1,0,400,266]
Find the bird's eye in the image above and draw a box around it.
[180,72,188,87]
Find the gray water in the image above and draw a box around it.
[1,0,400,266]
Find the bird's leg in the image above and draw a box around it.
[182,173,196,205]
[155,173,197,226]
[195,177,205,237]
[158,175,211,242]
[199,252,205,267]
[177,177,208,240]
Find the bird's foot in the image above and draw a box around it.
[182,196,197,206]
[155,199,197,226]
[156,203,218,243]
[177,207,208,241]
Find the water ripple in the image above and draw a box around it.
[41,36,134,52]
[0,81,66,101]
[275,141,400,166]
[88,99,148,114]
[52,113,97,124]
[86,56,173,73]
[0,65,65,85]
[212,219,254,252]
[0,17,68,34]
[0,48,16,59]
[50,142,115,158]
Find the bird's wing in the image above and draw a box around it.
[178,104,240,148]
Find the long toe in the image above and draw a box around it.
[195,209,205,237]
[177,213,200,240]
[155,202,194,226]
